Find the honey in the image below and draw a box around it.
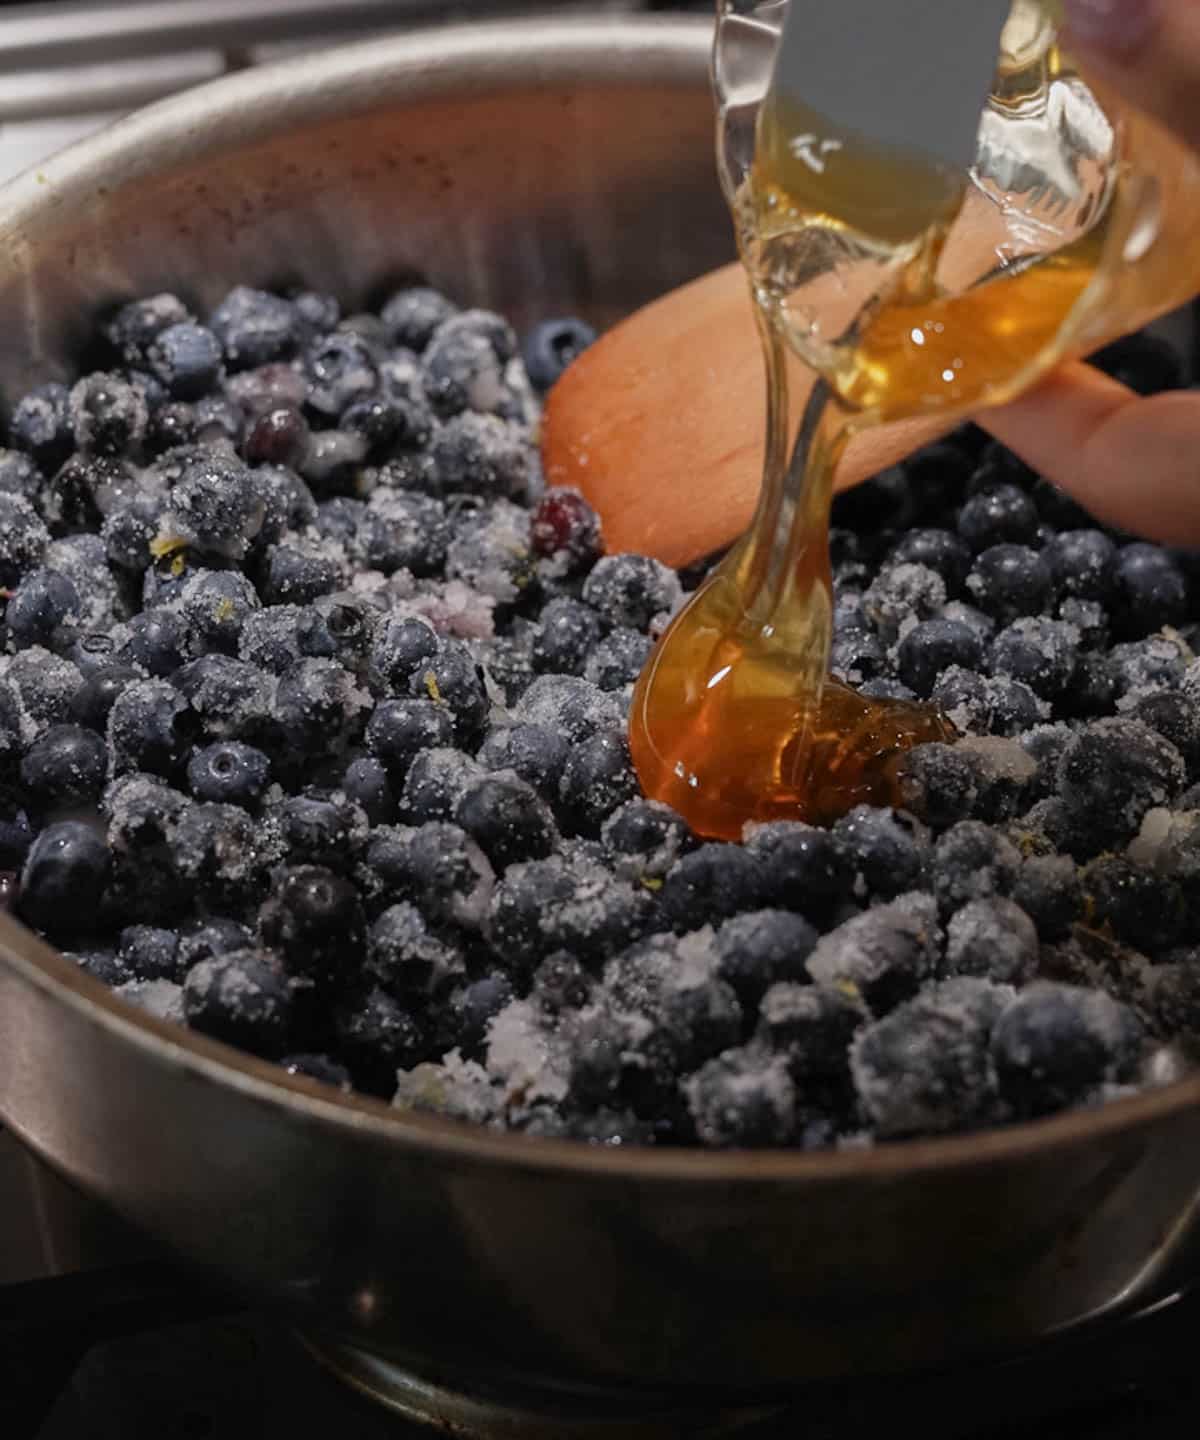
[630,6,1117,841]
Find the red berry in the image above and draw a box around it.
[531,487,601,569]
[246,405,310,468]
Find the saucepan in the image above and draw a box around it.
[1,14,1200,1431]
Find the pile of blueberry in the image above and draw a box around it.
[2,279,1198,1149]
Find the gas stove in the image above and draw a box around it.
[5,1126,1200,1439]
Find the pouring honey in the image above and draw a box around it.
[627,0,1200,842]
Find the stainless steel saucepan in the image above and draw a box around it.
[2,14,1200,1426]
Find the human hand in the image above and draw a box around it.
[982,0,1200,543]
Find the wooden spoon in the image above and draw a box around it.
[540,263,957,568]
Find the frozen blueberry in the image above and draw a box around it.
[757,981,864,1085]
[660,842,766,931]
[582,554,682,632]
[209,287,298,372]
[530,952,593,1016]
[743,821,855,924]
[521,317,597,390]
[863,563,946,642]
[177,916,255,970]
[715,909,817,1006]
[1044,530,1116,604]
[147,323,223,400]
[19,820,110,938]
[271,658,361,757]
[1112,544,1187,639]
[258,865,365,984]
[832,805,928,899]
[117,925,183,982]
[991,982,1143,1117]
[163,450,265,562]
[146,402,199,455]
[851,978,1010,1137]
[1058,718,1186,849]
[0,493,50,587]
[430,412,529,498]
[1084,856,1185,955]
[530,487,603,573]
[69,372,147,456]
[423,309,517,416]
[6,568,82,649]
[584,628,652,691]
[684,1045,797,1148]
[105,293,192,367]
[108,679,197,778]
[186,741,270,807]
[1108,634,1189,700]
[20,724,107,807]
[456,774,558,869]
[444,971,516,1057]
[1061,650,1117,720]
[341,756,395,826]
[945,897,1038,984]
[896,618,984,698]
[957,484,1039,551]
[887,528,972,594]
[830,628,889,685]
[178,570,261,658]
[380,285,459,351]
[405,640,488,745]
[0,448,41,503]
[402,748,485,826]
[333,986,425,1097]
[930,821,1020,918]
[806,894,941,1014]
[515,674,623,745]
[183,950,293,1058]
[367,902,465,1000]
[965,544,1054,625]
[366,616,439,696]
[602,798,693,882]
[119,609,187,678]
[1012,854,1084,940]
[1132,689,1200,778]
[365,698,455,782]
[10,382,74,472]
[988,617,1077,702]
[362,491,449,577]
[532,597,603,676]
[0,809,34,869]
[557,729,638,837]
[478,723,568,801]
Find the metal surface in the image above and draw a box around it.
[1,14,1200,1402]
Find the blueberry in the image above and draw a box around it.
[178,916,255,969]
[531,952,593,1016]
[141,323,219,403]
[863,562,946,642]
[1058,718,1186,850]
[174,653,274,745]
[341,756,395,826]
[583,628,652,691]
[988,617,1077,702]
[10,382,74,472]
[597,802,687,887]
[105,293,193,367]
[0,493,50,587]
[944,897,1038,984]
[6,568,82,649]
[1112,544,1187,639]
[19,820,110,937]
[832,805,928,899]
[683,1045,797,1147]
[757,982,865,1084]
[514,674,624,745]
[896,618,983,698]
[1044,530,1116,603]
[365,698,455,782]
[714,909,817,1006]
[303,330,377,416]
[806,894,941,1014]
[374,821,495,932]
[851,978,1010,1136]
[743,822,854,925]
[164,450,265,562]
[168,802,270,911]
[108,678,197,778]
[444,500,534,605]
[209,287,298,372]
[380,286,459,352]
[146,402,199,456]
[478,723,568,800]
[183,950,293,1058]
[1084,856,1185,954]
[991,982,1143,1117]
[402,747,485,825]
[69,372,147,457]
[1132,689,1200,778]
[0,808,34,869]
[957,484,1039,551]
[333,986,425,1097]
[118,925,183,982]
[660,843,766,932]
[186,741,270,806]
[20,724,107,807]
[258,865,365,985]
[273,658,361,756]
[830,628,889,685]
[118,608,187,678]
[0,448,42,503]
[404,641,488,745]
[1012,854,1085,940]
[887,528,972,594]
[557,729,639,837]
[965,544,1054,624]
[521,317,597,390]
[930,821,1020,919]
[178,570,260,658]
[423,310,517,417]
[430,413,529,498]
[1062,651,1117,720]
[456,774,558,869]
[582,554,682,631]
[367,902,465,999]
[360,491,450,578]
[530,487,603,573]
[271,794,364,871]
[442,971,515,1057]
[367,616,439,696]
